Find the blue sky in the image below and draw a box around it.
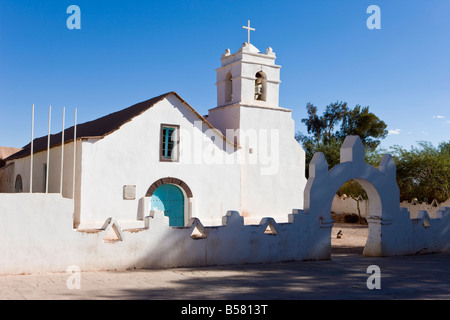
[1,0,449,150]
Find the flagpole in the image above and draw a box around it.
[60,107,65,195]
[72,108,77,199]
[46,105,51,193]
[30,104,34,193]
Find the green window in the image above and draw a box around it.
[160,124,179,162]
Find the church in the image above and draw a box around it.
[1,32,307,230]
[1,24,449,275]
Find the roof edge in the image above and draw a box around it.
[5,91,238,162]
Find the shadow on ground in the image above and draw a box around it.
[86,250,450,300]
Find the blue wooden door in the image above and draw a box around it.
[150,184,185,227]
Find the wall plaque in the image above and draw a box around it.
[123,185,136,200]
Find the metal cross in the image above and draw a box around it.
[242,20,255,44]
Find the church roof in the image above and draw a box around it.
[6,91,235,161]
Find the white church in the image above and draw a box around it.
[1,23,449,275]
[1,28,307,230]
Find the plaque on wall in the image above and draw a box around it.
[123,185,136,200]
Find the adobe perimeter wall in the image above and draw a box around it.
[0,194,330,275]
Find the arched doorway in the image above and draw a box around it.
[146,177,193,227]
[14,174,23,193]
[151,184,185,227]
[331,179,370,256]
[304,136,399,257]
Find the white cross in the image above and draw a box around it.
[242,20,255,44]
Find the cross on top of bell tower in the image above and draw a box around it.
[212,21,284,112]
[242,20,255,44]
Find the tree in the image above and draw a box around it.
[337,105,388,152]
[296,101,388,177]
[336,179,368,223]
[387,141,450,203]
[301,102,348,145]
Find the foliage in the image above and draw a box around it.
[296,101,388,178]
[336,179,368,223]
[296,101,388,223]
[296,101,449,206]
[337,105,388,152]
[385,141,450,203]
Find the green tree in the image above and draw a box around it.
[296,101,388,177]
[336,180,368,223]
[301,102,348,145]
[337,105,388,152]
[387,141,450,203]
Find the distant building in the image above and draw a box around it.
[0,146,22,192]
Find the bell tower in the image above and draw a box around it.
[206,21,307,223]
[214,41,281,111]
[207,21,291,138]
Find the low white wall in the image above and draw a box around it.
[331,195,369,218]
[379,206,450,256]
[332,196,450,219]
[1,192,449,275]
[0,194,330,275]
[0,194,76,274]
[400,199,450,218]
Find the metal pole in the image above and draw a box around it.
[60,107,65,195]
[30,104,34,193]
[73,108,77,200]
[46,105,51,193]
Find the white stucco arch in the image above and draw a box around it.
[303,136,400,256]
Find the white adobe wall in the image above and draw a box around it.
[6,140,82,227]
[377,206,450,256]
[0,194,76,274]
[77,95,241,229]
[5,140,80,198]
[0,194,329,275]
[238,106,306,223]
[331,196,450,219]
[331,195,370,218]
[400,199,450,218]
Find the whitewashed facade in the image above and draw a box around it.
[2,43,307,229]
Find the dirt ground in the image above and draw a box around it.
[1,221,449,300]
[331,223,369,254]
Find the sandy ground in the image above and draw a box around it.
[331,223,369,254]
[0,222,449,301]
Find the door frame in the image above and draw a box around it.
[146,177,193,226]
